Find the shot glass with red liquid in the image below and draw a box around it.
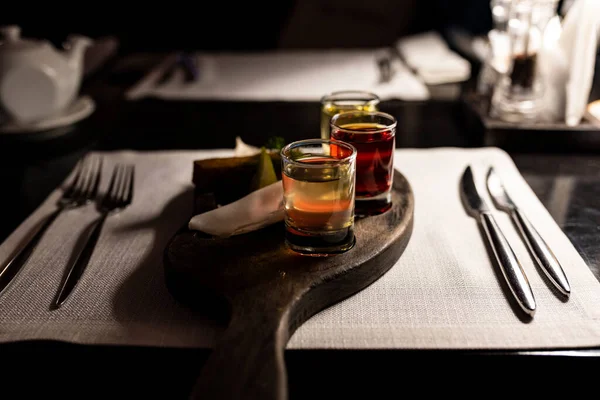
[330,111,396,216]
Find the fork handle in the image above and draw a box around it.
[53,213,108,308]
[0,207,62,296]
[510,208,571,296]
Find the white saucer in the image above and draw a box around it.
[0,96,96,134]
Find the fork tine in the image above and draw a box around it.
[116,165,127,204]
[125,165,135,205]
[119,165,133,206]
[103,163,121,207]
[116,164,128,204]
[62,158,85,199]
[72,157,95,200]
[87,157,103,199]
[81,156,100,200]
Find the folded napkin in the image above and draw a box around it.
[189,181,284,237]
[125,49,430,102]
[558,0,600,126]
[532,0,600,125]
[396,31,472,85]
[1,148,600,350]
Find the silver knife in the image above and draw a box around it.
[460,165,536,316]
[486,167,571,296]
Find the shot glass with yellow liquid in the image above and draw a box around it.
[320,91,380,140]
[281,139,357,256]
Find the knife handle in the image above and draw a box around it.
[480,212,537,316]
[511,208,571,296]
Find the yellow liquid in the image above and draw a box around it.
[282,157,354,232]
[320,102,378,140]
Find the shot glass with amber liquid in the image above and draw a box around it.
[330,111,396,216]
[281,139,357,256]
[320,91,380,140]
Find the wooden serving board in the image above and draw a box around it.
[163,167,414,400]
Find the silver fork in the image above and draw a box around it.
[52,163,135,309]
[0,155,102,296]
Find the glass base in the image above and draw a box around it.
[355,191,392,217]
[491,81,544,123]
[285,225,355,256]
[490,99,542,123]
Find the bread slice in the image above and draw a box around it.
[192,151,282,213]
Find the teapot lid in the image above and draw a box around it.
[0,25,45,51]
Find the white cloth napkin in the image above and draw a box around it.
[396,31,472,85]
[188,181,284,237]
[559,0,600,126]
[539,0,600,125]
[1,148,600,349]
[125,50,430,102]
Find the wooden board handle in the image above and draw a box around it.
[189,303,289,400]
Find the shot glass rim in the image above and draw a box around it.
[280,138,357,169]
[330,110,398,135]
[320,90,381,107]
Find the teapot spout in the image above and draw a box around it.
[64,34,93,67]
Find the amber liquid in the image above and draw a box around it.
[282,157,355,254]
[331,123,394,215]
[510,53,537,90]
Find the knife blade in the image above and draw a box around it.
[487,167,571,296]
[460,165,536,316]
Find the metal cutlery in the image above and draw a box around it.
[376,50,394,84]
[52,163,134,309]
[486,167,571,296]
[125,52,200,101]
[460,165,536,316]
[157,52,199,85]
[0,155,102,296]
[376,47,404,84]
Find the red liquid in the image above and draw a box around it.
[331,123,395,198]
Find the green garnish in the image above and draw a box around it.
[264,136,286,150]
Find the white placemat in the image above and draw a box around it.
[1,147,600,350]
[125,50,430,102]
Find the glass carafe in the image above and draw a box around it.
[490,0,559,122]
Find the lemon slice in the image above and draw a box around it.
[252,147,278,190]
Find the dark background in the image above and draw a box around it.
[0,0,493,53]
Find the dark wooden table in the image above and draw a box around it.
[1,54,599,398]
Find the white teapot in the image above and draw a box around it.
[0,25,92,124]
